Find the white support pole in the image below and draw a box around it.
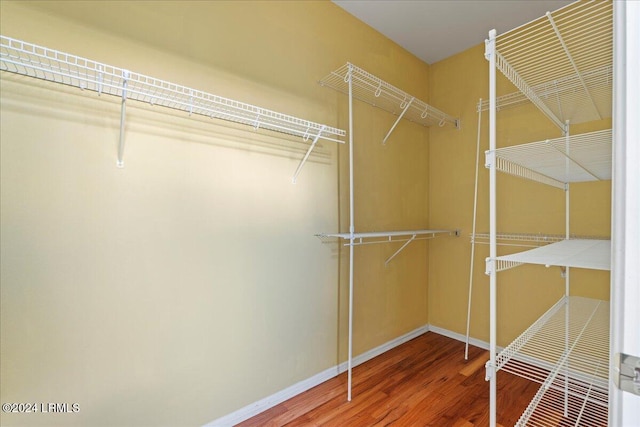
[382,97,414,145]
[292,125,326,184]
[117,70,129,168]
[564,121,570,417]
[487,29,498,427]
[465,99,483,360]
[347,64,355,402]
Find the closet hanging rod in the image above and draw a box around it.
[0,35,346,172]
[318,63,459,144]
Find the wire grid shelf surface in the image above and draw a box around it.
[496,296,609,426]
[491,129,612,188]
[0,35,345,144]
[477,64,611,114]
[472,232,609,244]
[494,0,613,128]
[495,239,611,271]
[319,63,458,129]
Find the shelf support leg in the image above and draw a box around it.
[382,97,414,145]
[117,70,130,168]
[292,125,326,183]
[384,234,417,266]
[486,29,498,427]
[347,64,355,403]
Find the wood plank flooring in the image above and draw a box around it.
[237,332,538,426]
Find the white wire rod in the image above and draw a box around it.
[318,63,459,131]
[465,99,483,360]
[491,129,612,185]
[0,35,346,150]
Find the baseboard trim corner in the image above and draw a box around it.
[203,324,430,426]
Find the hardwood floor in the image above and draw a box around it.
[237,332,538,426]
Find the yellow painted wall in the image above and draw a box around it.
[428,43,611,346]
[0,1,433,425]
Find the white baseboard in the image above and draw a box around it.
[427,325,490,351]
[203,324,430,426]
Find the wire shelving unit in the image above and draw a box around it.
[317,63,459,401]
[0,35,345,180]
[484,1,613,426]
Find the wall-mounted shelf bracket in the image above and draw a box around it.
[292,125,326,183]
[384,233,416,265]
[382,97,414,145]
[316,229,457,265]
[117,70,129,168]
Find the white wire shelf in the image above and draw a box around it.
[493,1,613,130]
[0,35,345,176]
[316,229,458,266]
[316,229,456,244]
[477,64,611,114]
[495,239,610,272]
[471,232,609,249]
[496,296,609,426]
[488,129,612,189]
[319,63,459,143]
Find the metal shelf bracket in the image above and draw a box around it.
[117,70,129,168]
[292,125,326,184]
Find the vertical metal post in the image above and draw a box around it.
[564,121,570,417]
[487,29,498,427]
[347,64,355,402]
[117,70,130,168]
[465,99,483,360]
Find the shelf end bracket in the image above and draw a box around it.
[382,97,414,145]
[384,234,417,266]
[117,70,130,168]
[292,125,326,184]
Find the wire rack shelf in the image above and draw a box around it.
[319,63,459,142]
[497,296,609,426]
[493,1,613,130]
[0,35,345,174]
[488,129,612,189]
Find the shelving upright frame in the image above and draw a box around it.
[484,1,613,426]
[318,63,459,401]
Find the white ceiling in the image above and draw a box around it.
[333,0,573,64]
